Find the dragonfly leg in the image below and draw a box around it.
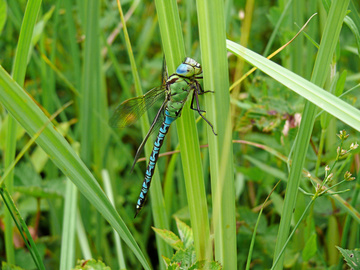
[190,91,206,113]
[196,82,214,94]
[191,87,217,136]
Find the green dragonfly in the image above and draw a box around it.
[110,57,216,217]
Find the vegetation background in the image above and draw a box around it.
[0,0,359,269]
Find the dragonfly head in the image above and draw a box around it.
[176,57,202,77]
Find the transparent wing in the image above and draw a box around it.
[109,85,166,128]
[130,102,166,172]
[161,55,169,85]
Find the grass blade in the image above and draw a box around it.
[155,0,213,262]
[196,0,237,268]
[60,180,78,270]
[4,0,42,265]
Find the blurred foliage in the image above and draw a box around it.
[0,0,359,269]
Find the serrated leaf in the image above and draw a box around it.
[337,247,360,270]
[189,260,223,270]
[0,0,7,34]
[175,218,193,248]
[1,262,25,270]
[73,259,111,270]
[302,233,317,261]
[153,227,184,250]
[167,263,181,270]
[162,255,172,267]
[14,163,42,187]
[171,246,196,268]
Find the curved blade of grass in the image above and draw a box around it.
[226,40,360,132]
[348,0,360,56]
[230,13,318,91]
[0,185,45,270]
[0,66,151,270]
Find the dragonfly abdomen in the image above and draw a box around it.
[134,114,176,217]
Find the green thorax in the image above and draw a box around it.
[165,75,192,118]
[164,57,202,119]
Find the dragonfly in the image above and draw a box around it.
[110,57,216,217]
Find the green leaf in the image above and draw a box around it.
[344,15,360,57]
[1,262,25,270]
[189,260,223,270]
[175,218,194,249]
[0,0,7,34]
[337,247,360,270]
[14,186,63,198]
[166,263,181,270]
[302,233,317,261]
[74,259,111,270]
[14,243,46,270]
[14,163,41,187]
[162,256,173,268]
[31,6,55,45]
[171,246,197,268]
[153,227,184,251]
[335,70,347,97]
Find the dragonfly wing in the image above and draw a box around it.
[161,55,169,84]
[130,98,167,172]
[109,85,166,128]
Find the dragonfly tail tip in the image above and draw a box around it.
[134,208,141,218]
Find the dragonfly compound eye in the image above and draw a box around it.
[176,63,194,76]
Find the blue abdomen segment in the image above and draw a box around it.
[134,113,176,217]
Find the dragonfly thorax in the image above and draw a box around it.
[175,57,202,77]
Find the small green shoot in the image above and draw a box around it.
[153,218,222,270]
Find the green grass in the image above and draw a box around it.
[0,0,360,269]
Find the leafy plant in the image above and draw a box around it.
[153,218,222,270]
[337,247,360,270]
